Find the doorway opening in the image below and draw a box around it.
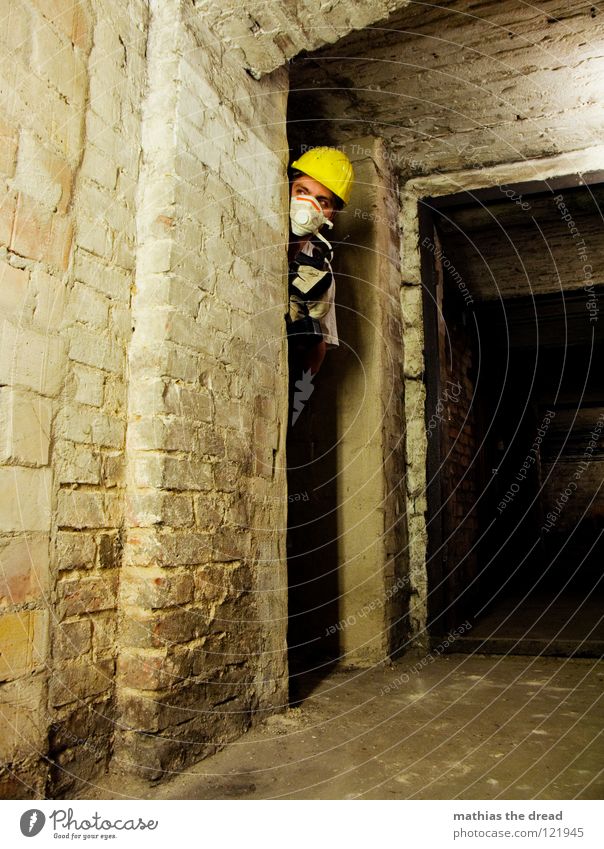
[283,126,409,698]
[421,177,604,656]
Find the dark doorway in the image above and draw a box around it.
[421,179,604,656]
[286,351,340,702]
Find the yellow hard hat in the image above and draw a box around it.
[291,147,355,205]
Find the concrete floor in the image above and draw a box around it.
[80,653,604,800]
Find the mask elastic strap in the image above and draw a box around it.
[314,230,333,254]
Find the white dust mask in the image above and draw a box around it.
[290,194,334,237]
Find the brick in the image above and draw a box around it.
[213,459,239,492]
[48,699,115,755]
[103,377,126,413]
[0,533,50,605]
[0,675,46,763]
[67,326,123,374]
[98,532,121,569]
[49,91,83,161]
[133,453,212,491]
[193,496,223,529]
[74,214,112,257]
[124,529,211,568]
[10,191,51,261]
[120,607,203,650]
[0,467,51,532]
[49,656,114,707]
[211,527,251,562]
[53,618,92,661]
[0,259,30,320]
[80,146,118,190]
[31,16,86,105]
[164,384,212,422]
[196,561,252,599]
[110,303,132,340]
[0,609,48,682]
[101,453,123,488]
[169,455,214,491]
[136,275,203,317]
[57,571,118,619]
[89,68,120,125]
[0,387,52,466]
[72,364,104,407]
[114,232,135,270]
[67,282,110,328]
[57,489,121,529]
[55,530,96,571]
[0,319,66,396]
[92,414,125,449]
[121,567,194,609]
[15,131,74,213]
[30,0,76,42]
[0,189,17,247]
[91,612,117,657]
[47,212,74,270]
[129,345,201,383]
[77,183,132,237]
[117,650,171,691]
[54,440,101,485]
[10,192,73,270]
[0,0,30,50]
[54,405,93,444]
[144,308,221,359]
[126,491,195,528]
[72,1,93,51]
[128,417,195,452]
[0,116,18,177]
[74,249,130,302]
[30,268,67,333]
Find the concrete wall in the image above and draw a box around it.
[287,137,408,667]
[331,139,408,663]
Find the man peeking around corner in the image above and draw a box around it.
[287,147,354,377]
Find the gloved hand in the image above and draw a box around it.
[289,252,332,301]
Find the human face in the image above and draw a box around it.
[290,175,337,221]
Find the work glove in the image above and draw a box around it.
[289,252,333,302]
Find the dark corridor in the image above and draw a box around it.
[422,182,604,657]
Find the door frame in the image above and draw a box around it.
[400,153,604,643]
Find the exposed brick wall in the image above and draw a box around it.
[0,0,146,798]
[437,256,480,623]
[49,0,147,797]
[115,0,290,778]
[2,0,602,797]
[0,0,88,798]
[195,0,412,77]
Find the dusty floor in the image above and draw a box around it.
[80,653,603,800]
